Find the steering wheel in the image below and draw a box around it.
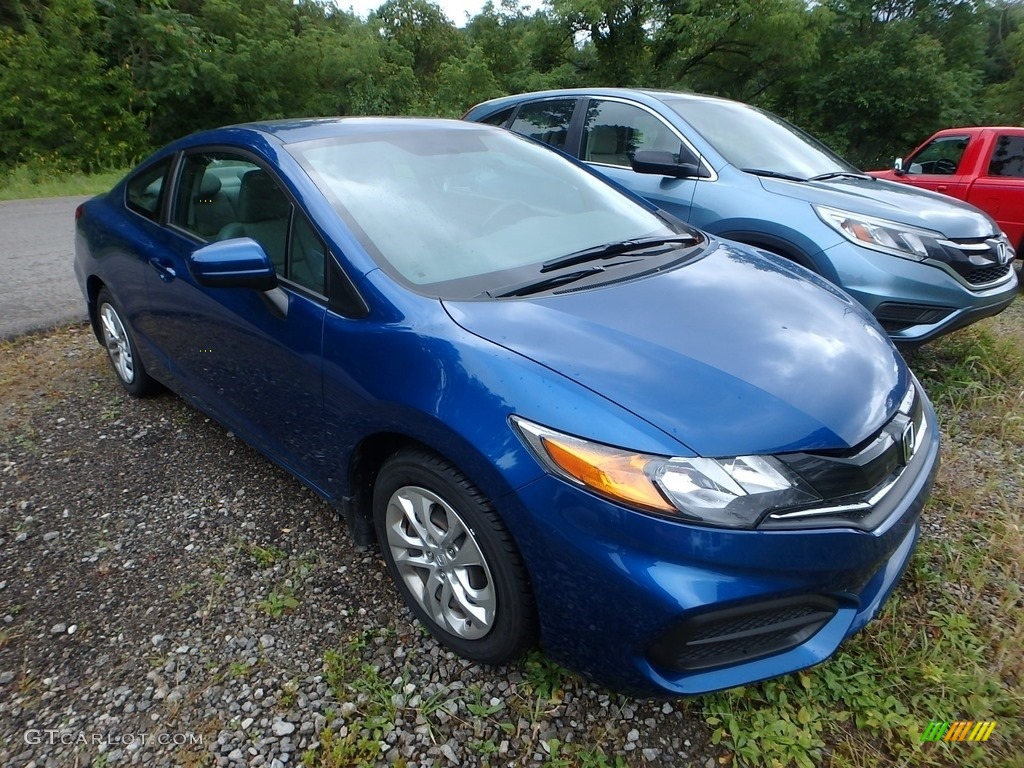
[933,158,957,175]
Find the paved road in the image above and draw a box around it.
[0,195,91,339]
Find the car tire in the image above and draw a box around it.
[373,448,537,664]
[96,288,157,397]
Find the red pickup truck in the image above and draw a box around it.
[871,127,1023,272]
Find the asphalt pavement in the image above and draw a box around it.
[0,195,92,339]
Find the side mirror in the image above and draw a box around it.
[631,150,711,179]
[189,238,278,291]
[893,157,905,176]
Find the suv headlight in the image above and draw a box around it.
[512,417,819,529]
[815,205,948,262]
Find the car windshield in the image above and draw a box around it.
[664,98,860,180]
[288,126,677,297]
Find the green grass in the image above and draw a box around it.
[0,164,127,201]
[699,304,1024,768]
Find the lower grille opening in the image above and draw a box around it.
[873,302,953,333]
[648,596,838,672]
[953,262,1012,285]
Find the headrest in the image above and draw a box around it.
[589,127,618,155]
[237,169,291,222]
[199,173,222,197]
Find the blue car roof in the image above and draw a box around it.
[200,116,491,146]
[466,88,736,116]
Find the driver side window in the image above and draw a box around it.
[582,100,685,169]
[172,152,325,295]
[907,136,968,175]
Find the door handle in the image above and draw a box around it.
[148,258,177,282]
[936,185,948,192]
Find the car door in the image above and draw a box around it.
[144,148,329,485]
[900,134,972,200]
[91,156,186,385]
[575,98,702,223]
[970,133,1024,251]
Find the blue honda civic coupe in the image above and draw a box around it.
[74,118,939,696]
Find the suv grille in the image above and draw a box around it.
[958,262,1012,285]
[939,237,1014,287]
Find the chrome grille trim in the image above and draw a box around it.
[766,385,928,524]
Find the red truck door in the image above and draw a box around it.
[967,133,1024,252]
[897,133,974,200]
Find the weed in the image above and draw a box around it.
[466,684,504,718]
[300,726,380,768]
[523,649,572,703]
[543,739,627,767]
[258,587,299,618]
[247,542,287,567]
[168,581,199,601]
[0,627,22,649]
[280,679,299,709]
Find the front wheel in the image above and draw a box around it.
[96,288,157,397]
[373,449,537,664]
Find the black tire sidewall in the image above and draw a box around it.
[96,288,153,397]
[373,449,536,665]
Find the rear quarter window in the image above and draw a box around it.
[508,99,576,152]
[479,106,515,127]
[126,158,173,221]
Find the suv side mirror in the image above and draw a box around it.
[631,150,711,179]
[893,157,905,176]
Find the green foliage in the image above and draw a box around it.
[258,586,300,617]
[779,6,987,168]
[432,45,503,116]
[0,0,147,172]
[0,164,126,201]
[650,0,824,102]
[1,0,1022,194]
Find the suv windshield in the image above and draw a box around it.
[665,98,860,180]
[289,126,679,298]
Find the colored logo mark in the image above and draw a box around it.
[921,721,997,742]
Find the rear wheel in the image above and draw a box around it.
[373,449,536,664]
[96,288,157,397]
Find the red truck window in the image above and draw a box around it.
[907,135,969,175]
[988,135,1024,178]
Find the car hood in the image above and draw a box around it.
[758,174,999,239]
[443,241,909,458]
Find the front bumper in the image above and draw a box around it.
[819,239,1018,345]
[502,396,940,696]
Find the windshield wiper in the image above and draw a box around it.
[487,267,609,298]
[808,171,874,182]
[540,235,698,273]
[740,168,807,182]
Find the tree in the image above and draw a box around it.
[781,7,985,168]
[0,0,146,171]
[549,0,652,85]
[650,0,824,104]
[373,0,464,93]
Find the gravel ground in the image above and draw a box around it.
[0,325,719,768]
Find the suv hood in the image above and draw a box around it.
[443,241,909,458]
[758,174,999,239]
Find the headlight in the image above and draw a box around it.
[511,418,819,529]
[815,205,947,262]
